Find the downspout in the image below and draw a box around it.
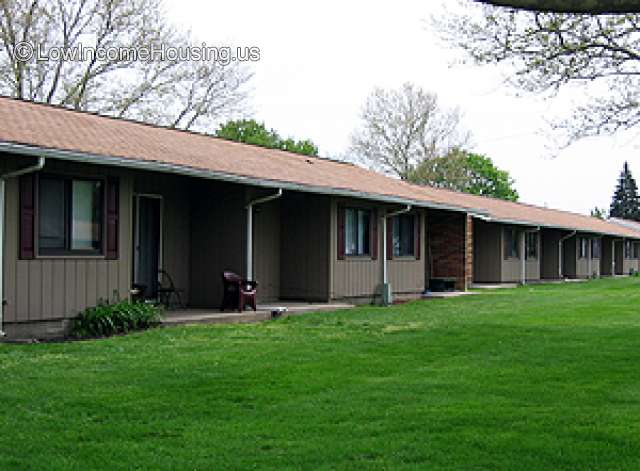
[245,189,282,281]
[382,204,412,306]
[588,238,592,279]
[0,157,45,337]
[558,230,576,279]
[612,239,616,276]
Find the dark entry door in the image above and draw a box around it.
[135,196,162,299]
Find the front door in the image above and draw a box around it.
[134,195,162,299]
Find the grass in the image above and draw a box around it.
[2,278,640,470]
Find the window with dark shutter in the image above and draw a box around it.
[371,209,378,260]
[504,228,520,259]
[414,214,421,260]
[19,174,36,260]
[525,232,538,260]
[344,208,371,256]
[105,178,119,260]
[337,205,346,260]
[35,175,105,256]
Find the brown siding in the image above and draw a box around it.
[473,220,502,283]
[562,236,577,278]
[331,199,426,301]
[280,192,330,301]
[388,212,426,295]
[623,253,639,275]
[525,237,541,282]
[133,172,191,305]
[541,229,561,280]
[501,228,540,283]
[615,240,624,275]
[601,236,614,276]
[254,199,280,302]
[3,159,132,324]
[189,181,246,308]
[575,236,600,279]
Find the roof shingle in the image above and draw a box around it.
[0,97,638,239]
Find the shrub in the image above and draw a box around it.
[71,300,163,338]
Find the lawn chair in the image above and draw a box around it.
[221,271,258,312]
[157,269,184,309]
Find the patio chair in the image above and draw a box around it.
[157,269,185,309]
[221,271,258,312]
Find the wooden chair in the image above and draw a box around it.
[221,271,258,312]
[157,269,184,309]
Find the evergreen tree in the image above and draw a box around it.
[610,162,640,221]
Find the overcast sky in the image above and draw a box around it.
[165,0,639,215]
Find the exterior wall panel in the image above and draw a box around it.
[331,198,426,301]
[473,221,502,283]
[134,171,192,306]
[253,199,281,302]
[601,236,614,276]
[3,159,132,326]
[280,192,330,301]
[189,181,246,308]
[562,237,577,279]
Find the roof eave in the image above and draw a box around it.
[0,140,485,216]
[470,215,640,240]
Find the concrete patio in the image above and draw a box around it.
[161,302,354,326]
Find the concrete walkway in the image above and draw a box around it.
[161,302,354,326]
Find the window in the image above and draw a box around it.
[591,239,601,259]
[635,243,640,260]
[579,237,589,259]
[392,214,415,257]
[625,240,633,260]
[345,208,371,256]
[525,232,538,260]
[504,228,520,259]
[38,176,104,255]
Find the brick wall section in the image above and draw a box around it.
[428,210,467,290]
[465,215,474,289]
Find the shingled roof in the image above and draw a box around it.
[0,96,638,239]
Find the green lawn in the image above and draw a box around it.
[2,278,640,470]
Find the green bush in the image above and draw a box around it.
[71,300,163,338]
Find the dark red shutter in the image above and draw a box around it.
[371,209,378,260]
[105,177,119,260]
[414,213,421,260]
[337,205,345,260]
[19,174,36,260]
[386,216,394,260]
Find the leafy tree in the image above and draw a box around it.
[610,162,640,221]
[350,83,470,179]
[0,0,251,130]
[408,149,519,201]
[590,207,608,219]
[216,119,319,156]
[475,1,640,13]
[436,3,640,146]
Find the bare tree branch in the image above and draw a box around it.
[350,83,471,179]
[436,3,640,145]
[0,0,252,131]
